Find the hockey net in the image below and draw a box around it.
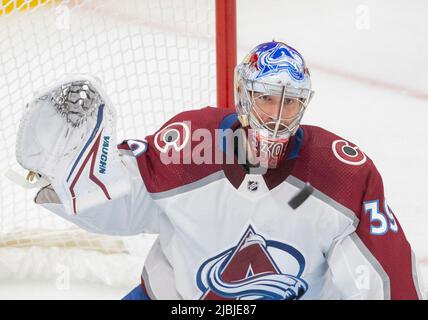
[0,0,235,291]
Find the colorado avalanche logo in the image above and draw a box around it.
[255,42,305,81]
[332,139,367,166]
[154,122,190,153]
[196,225,308,300]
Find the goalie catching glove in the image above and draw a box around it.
[16,74,131,215]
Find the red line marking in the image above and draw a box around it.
[417,257,428,265]
[83,5,428,101]
[238,43,428,101]
[309,62,428,100]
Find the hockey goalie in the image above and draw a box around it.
[16,41,425,300]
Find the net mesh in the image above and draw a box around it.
[0,0,216,282]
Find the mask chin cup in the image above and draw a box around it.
[246,127,290,169]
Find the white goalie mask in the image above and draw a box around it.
[235,41,314,168]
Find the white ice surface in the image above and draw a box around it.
[1,0,427,298]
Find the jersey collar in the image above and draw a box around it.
[219,113,304,190]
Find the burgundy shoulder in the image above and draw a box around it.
[292,125,378,216]
[134,107,234,194]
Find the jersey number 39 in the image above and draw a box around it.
[363,199,399,236]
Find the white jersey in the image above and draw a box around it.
[35,106,425,300]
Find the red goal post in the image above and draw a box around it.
[216,0,237,109]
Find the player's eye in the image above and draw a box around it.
[256,95,272,102]
[284,98,294,105]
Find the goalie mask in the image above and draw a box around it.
[235,41,314,168]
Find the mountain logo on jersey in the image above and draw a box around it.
[254,42,305,81]
[196,225,308,300]
[332,139,367,166]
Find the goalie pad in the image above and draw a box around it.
[16,74,131,215]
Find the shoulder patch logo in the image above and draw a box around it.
[126,139,148,157]
[154,122,190,153]
[118,139,148,157]
[332,139,367,166]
